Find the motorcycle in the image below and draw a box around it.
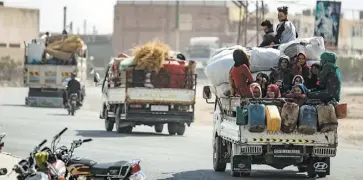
[0,133,7,176]
[50,127,146,180]
[67,93,79,116]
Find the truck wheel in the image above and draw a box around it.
[213,136,226,172]
[168,123,178,135]
[307,170,317,178]
[176,123,186,135]
[230,153,241,177]
[154,124,164,133]
[122,126,133,133]
[115,106,123,133]
[317,173,327,178]
[105,120,114,132]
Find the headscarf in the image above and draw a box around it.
[266,84,281,98]
[297,52,307,65]
[233,49,250,68]
[292,75,304,84]
[295,84,309,94]
[278,55,290,69]
[319,51,340,86]
[250,83,262,98]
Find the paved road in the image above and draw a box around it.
[1,86,363,179]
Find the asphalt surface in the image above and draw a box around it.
[1,78,363,179]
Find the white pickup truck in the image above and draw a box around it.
[202,86,337,178]
[95,61,196,135]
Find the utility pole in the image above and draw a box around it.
[63,6,67,32]
[256,1,259,46]
[262,1,265,21]
[244,1,248,46]
[237,4,243,45]
[175,0,180,51]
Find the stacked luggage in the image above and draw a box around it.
[204,36,326,97]
[236,100,341,134]
[26,35,87,65]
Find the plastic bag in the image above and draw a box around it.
[250,47,280,72]
[119,57,136,71]
[279,37,325,60]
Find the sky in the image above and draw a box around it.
[3,0,361,34]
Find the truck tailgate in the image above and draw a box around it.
[107,88,126,104]
[127,87,195,104]
[25,65,76,88]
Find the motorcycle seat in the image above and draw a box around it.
[90,161,129,175]
[69,157,98,166]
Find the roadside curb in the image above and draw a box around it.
[1,152,20,159]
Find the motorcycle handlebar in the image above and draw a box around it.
[82,138,92,143]
[38,139,47,148]
[55,127,68,138]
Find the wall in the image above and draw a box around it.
[0,6,39,63]
[113,1,230,54]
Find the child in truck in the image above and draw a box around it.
[229,49,255,97]
[265,84,281,98]
[285,84,309,105]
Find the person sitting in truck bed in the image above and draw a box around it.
[269,55,294,95]
[292,52,310,80]
[255,72,270,97]
[307,51,342,102]
[229,49,255,97]
[250,83,262,98]
[286,84,308,105]
[265,84,281,98]
[304,63,321,90]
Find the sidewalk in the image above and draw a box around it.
[0,153,18,180]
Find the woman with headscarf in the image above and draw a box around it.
[286,84,309,105]
[273,6,298,45]
[229,49,254,97]
[308,51,342,102]
[269,55,294,94]
[265,84,281,98]
[292,52,310,80]
[250,83,262,98]
[304,63,321,90]
[292,75,304,86]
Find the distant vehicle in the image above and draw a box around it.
[186,37,221,68]
[23,36,88,108]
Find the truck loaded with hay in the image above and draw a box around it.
[24,34,87,107]
[96,40,196,135]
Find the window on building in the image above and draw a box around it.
[9,43,21,48]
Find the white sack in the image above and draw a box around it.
[208,45,248,65]
[279,36,325,60]
[250,47,280,72]
[204,54,234,86]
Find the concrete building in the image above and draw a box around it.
[112,0,231,54]
[0,4,39,63]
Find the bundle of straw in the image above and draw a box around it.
[132,39,170,72]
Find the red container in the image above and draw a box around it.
[162,60,187,88]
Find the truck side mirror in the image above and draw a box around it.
[203,86,212,99]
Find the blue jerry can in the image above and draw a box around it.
[298,105,318,135]
[247,104,266,132]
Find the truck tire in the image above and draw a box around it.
[176,123,186,135]
[213,136,226,172]
[168,123,178,135]
[105,120,114,132]
[154,124,164,133]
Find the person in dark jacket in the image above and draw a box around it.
[308,51,341,102]
[304,63,321,90]
[269,55,294,94]
[66,72,82,106]
[259,20,275,47]
[292,52,310,80]
[229,49,254,97]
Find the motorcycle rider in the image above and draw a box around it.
[65,72,82,107]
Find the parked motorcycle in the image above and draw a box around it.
[0,133,7,176]
[67,93,79,116]
[11,139,50,180]
[50,127,146,180]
